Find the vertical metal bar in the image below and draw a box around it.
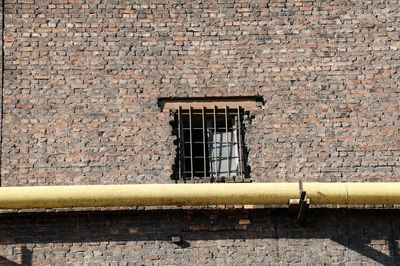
[202,107,207,179]
[189,107,194,178]
[225,106,230,179]
[237,107,243,178]
[213,106,217,179]
[178,107,184,179]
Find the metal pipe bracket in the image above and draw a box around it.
[288,180,310,225]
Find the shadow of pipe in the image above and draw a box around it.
[0,208,397,264]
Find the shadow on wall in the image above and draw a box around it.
[0,246,31,266]
[0,208,398,265]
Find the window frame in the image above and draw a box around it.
[159,97,261,182]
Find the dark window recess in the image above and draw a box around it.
[171,106,249,182]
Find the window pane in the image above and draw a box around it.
[208,130,239,178]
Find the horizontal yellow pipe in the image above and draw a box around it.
[0,183,399,209]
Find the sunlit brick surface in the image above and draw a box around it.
[1,0,399,264]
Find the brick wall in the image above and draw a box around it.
[1,0,399,264]
[2,0,399,185]
[0,208,399,265]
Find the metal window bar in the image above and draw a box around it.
[178,107,186,180]
[237,106,243,178]
[181,127,239,130]
[189,107,194,179]
[184,141,242,144]
[176,106,245,180]
[207,120,214,180]
[224,106,230,179]
[202,107,207,179]
[184,156,241,159]
[213,106,217,179]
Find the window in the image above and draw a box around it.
[160,97,259,182]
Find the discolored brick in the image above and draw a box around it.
[0,0,399,264]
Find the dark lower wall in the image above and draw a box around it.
[2,0,399,185]
[0,208,398,265]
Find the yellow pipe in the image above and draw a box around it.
[0,183,399,209]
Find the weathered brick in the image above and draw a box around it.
[0,0,400,264]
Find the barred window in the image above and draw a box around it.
[174,106,246,181]
[159,97,258,182]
